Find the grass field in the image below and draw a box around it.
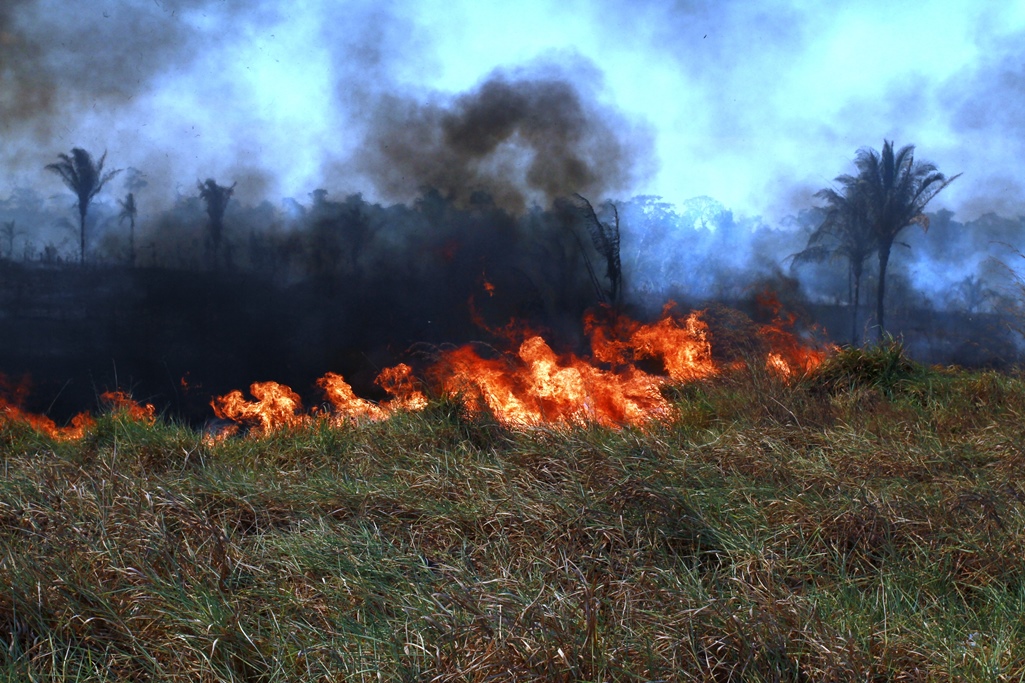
[2,342,1025,681]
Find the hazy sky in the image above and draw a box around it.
[3,0,1025,221]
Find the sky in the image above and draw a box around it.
[3,0,1025,222]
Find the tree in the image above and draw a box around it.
[572,194,622,306]
[949,274,997,314]
[118,193,138,267]
[1,220,24,260]
[792,177,876,345]
[852,140,960,338]
[45,148,122,264]
[197,178,236,268]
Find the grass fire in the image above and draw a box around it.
[3,342,1025,680]
[1,130,1023,680]
[4,1,1025,677]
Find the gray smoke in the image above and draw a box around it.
[353,60,653,211]
[1,1,233,137]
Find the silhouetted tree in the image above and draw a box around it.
[573,194,622,305]
[1,220,23,260]
[197,178,236,268]
[45,148,122,263]
[792,177,876,345]
[950,274,997,314]
[118,193,138,267]
[122,167,149,194]
[852,140,960,338]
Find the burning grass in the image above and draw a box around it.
[1,349,1025,680]
[206,300,832,436]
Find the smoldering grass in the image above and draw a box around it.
[2,365,1025,679]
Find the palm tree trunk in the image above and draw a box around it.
[851,271,861,346]
[78,205,87,264]
[876,244,892,341]
[847,263,853,311]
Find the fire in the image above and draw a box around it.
[0,402,94,441]
[0,378,155,440]
[0,297,832,439]
[431,306,721,428]
[318,372,387,423]
[100,391,157,423]
[766,352,793,379]
[432,336,673,428]
[374,363,429,412]
[587,305,718,382]
[210,381,308,437]
[209,363,429,436]
[755,291,834,377]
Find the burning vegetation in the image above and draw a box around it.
[0,291,829,439]
[0,64,995,441]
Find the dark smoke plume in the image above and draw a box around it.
[356,61,653,211]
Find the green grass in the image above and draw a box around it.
[3,351,1025,681]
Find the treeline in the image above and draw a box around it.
[2,142,1023,351]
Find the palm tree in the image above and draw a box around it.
[792,177,876,345]
[197,178,236,268]
[118,193,138,266]
[45,148,122,264]
[852,141,960,338]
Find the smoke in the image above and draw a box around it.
[934,32,1025,220]
[2,0,1025,416]
[3,0,1023,222]
[1,1,230,136]
[351,59,653,212]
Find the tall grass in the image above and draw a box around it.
[2,350,1025,680]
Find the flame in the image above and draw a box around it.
[765,352,792,379]
[208,363,430,436]
[0,401,94,441]
[318,372,387,423]
[431,306,719,428]
[754,291,835,378]
[100,391,157,423]
[434,337,671,428]
[374,363,429,412]
[586,305,718,382]
[482,274,496,297]
[0,378,156,440]
[1,296,833,439]
[210,381,307,436]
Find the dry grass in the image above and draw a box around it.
[1,350,1025,681]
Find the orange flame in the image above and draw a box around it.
[100,391,157,423]
[0,378,156,440]
[208,363,430,436]
[754,291,835,378]
[432,336,673,428]
[0,402,94,441]
[318,372,386,423]
[210,381,307,436]
[1,296,833,439]
[374,363,429,412]
[587,305,719,382]
[430,305,722,428]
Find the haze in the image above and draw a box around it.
[3,0,1024,221]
